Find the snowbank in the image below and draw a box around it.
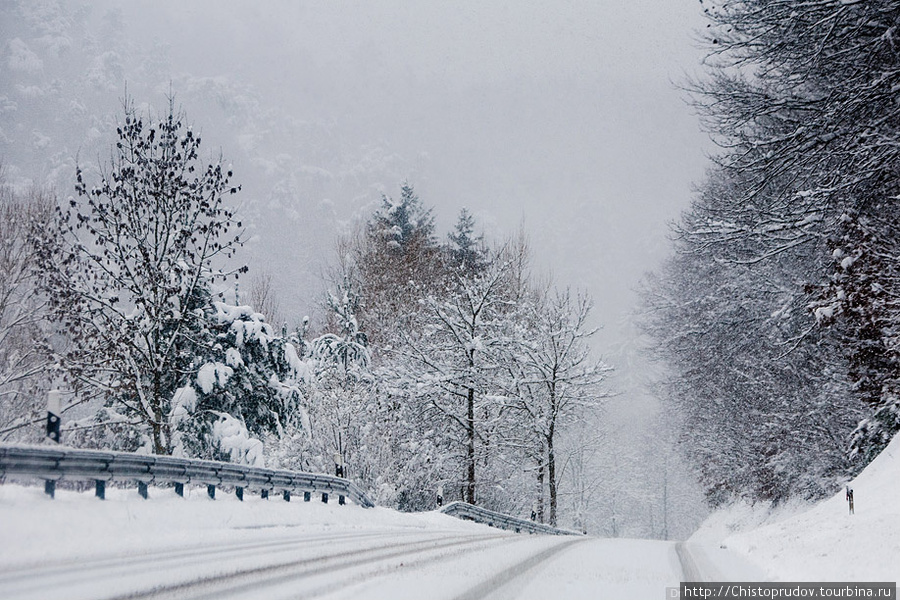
[691,435,900,581]
[0,482,487,570]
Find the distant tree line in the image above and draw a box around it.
[642,0,900,505]
[0,98,607,527]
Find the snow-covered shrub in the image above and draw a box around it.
[173,301,311,463]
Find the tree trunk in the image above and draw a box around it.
[151,420,168,455]
[150,373,171,455]
[536,452,545,523]
[466,385,476,504]
[548,430,557,526]
[548,378,559,526]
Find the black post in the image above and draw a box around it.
[46,413,61,443]
[322,492,329,504]
[207,485,216,500]
[283,490,291,502]
[46,390,61,443]
[95,480,105,500]
[138,481,148,499]
[44,480,55,498]
[304,491,311,502]
[261,489,269,500]
[236,486,244,501]
[174,483,184,497]
[335,461,345,505]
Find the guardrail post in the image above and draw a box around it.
[261,489,269,500]
[283,490,290,502]
[0,445,376,510]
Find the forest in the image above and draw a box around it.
[642,0,900,505]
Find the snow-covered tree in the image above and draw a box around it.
[512,289,609,525]
[446,208,487,276]
[356,183,445,348]
[34,98,245,455]
[642,213,862,504]
[692,0,900,461]
[391,253,514,505]
[312,280,369,376]
[642,0,900,504]
[314,189,612,519]
[306,276,377,478]
[0,180,54,442]
[173,301,310,464]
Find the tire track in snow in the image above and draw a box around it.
[108,533,509,600]
[291,534,528,600]
[450,537,586,600]
[0,529,413,581]
[0,529,435,600]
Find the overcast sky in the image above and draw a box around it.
[103,0,712,406]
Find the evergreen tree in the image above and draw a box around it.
[174,301,310,464]
[356,183,444,348]
[446,208,486,275]
[369,182,436,253]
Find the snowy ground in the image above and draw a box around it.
[0,478,757,599]
[9,431,894,600]
[690,434,900,583]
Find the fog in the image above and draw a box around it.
[1,1,711,536]
[113,1,711,325]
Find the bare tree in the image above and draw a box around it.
[513,288,609,525]
[395,254,513,505]
[248,270,284,329]
[0,178,55,441]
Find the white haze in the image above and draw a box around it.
[1,0,711,537]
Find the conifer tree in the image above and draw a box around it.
[446,208,486,275]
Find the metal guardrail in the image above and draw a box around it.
[0,444,374,508]
[440,501,583,536]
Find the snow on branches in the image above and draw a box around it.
[34,96,249,456]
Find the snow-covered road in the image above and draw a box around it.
[0,483,759,600]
